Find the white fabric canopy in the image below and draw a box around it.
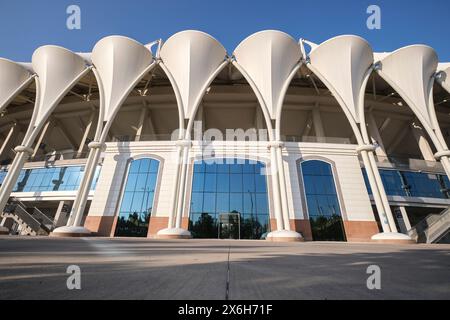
[160,30,227,119]
[91,36,154,123]
[377,45,438,130]
[32,45,88,125]
[0,58,32,112]
[309,35,374,123]
[233,30,302,119]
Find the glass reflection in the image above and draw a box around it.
[189,159,270,239]
[362,168,450,199]
[114,158,159,237]
[301,160,346,241]
[0,166,101,192]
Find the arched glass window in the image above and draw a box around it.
[300,160,346,241]
[114,158,160,237]
[189,159,270,239]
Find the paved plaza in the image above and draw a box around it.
[0,236,449,300]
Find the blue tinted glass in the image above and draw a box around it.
[115,158,160,237]
[205,163,217,173]
[216,173,229,192]
[243,192,256,214]
[194,162,205,173]
[243,163,254,173]
[204,173,217,192]
[192,173,204,192]
[203,193,216,212]
[230,193,242,212]
[135,173,148,192]
[216,193,230,213]
[190,159,270,239]
[361,168,372,195]
[243,174,255,193]
[301,160,341,218]
[190,192,203,213]
[254,173,267,193]
[230,174,243,192]
[129,160,141,173]
[138,158,151,173]
[6,165,95,192]
[402,171,443,198]
[255,193,268,214]
[230,164,243,174]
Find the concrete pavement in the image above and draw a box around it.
[0,236,449,299]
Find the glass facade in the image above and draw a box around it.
[189,159,270,239]
[0,166,101,192]
[362,168,450,199]
[300,160,346,241]
[114,158,160,237]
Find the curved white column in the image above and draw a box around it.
[157,31,227,238]
[305,35,407,241]
[233,30,303,241]
[0,46,89,215]
[376,46,450,180]
[274,142,290,230]
[268,144,284,231]
[52,36,156,236]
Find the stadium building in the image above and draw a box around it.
[0,30,449,243]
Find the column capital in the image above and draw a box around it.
[434,150,450,160]
[356,144,377,153]
[267,141,284,149]
[88,141,106,150]
[175,140,192,148]
[14,145,34,154]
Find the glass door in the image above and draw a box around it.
[218,213,240,239]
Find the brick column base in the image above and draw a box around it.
[290,219,313,241]
[84,216,116,236]
[147,216,169,237]
[343,220,380,242]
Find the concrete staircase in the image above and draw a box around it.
[1,198,55,236]
[408,207,450,243]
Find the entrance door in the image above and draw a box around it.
[218,213,240,239]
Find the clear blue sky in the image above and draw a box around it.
[0,0,449,62]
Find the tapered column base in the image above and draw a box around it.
[371,232,415,244]
[156,228,192,239]
[266,230,304,242]
[0,226,9,235]
[50,226,93,237]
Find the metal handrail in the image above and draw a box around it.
[112,134,173,142]
[372,155,446,174]
[283,135,352,144]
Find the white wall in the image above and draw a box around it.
[87,141,376,223]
